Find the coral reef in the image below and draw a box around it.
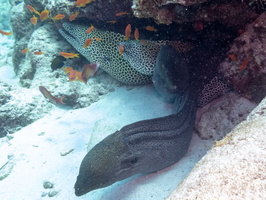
[219,12,266,103]
[0,81,52,133]
[132,0,258,26]
[9,2,117,110]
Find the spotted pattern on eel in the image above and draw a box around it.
[121,40,230,107]
[121,40,193,75]
[59,22,152,85]
[59,22,192,85]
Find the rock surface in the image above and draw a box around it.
[132,0,258,25]
[196,92,257,140]
[167,97,266,200]
[219,12,266,104]
[0,81,52,133]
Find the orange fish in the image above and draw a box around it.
[26,5,40,16]
[82,63,99,84]
[119,44,124,56]
[145,26,157,32]
[52,14,65,21]
[63,67,84,83]
[141,40,147,45]
[0,29,12,36]
[134,28,139,40]
[30,15,38,25]
[62,67,73,74]
[94,37,102,41]
[69,12,79,21]
[86,25,94,34]
[34,51,44,55]
[115,12,129,16]
[40,10,49,21]
[69,69,83,82]
[60,52,79,59]
[84,38,93,48]
[75,0,94,7]
[21,48,29,54]
[124,24,131,41]
[107,20,116,23]
[228,54,237,61]
[240,54,252,71]
[39,86,65,104]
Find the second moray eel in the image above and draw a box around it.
[74,45,198,196]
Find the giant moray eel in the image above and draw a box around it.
[74,45,198,196]
[59,23,228,196]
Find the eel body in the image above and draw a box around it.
[59,22,191,85]
[59,22,151,85]
[74,45,198,196]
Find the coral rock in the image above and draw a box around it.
[218,12,266,103]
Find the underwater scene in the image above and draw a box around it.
[0,0,266,199]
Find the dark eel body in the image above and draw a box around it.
[74,45,198,196]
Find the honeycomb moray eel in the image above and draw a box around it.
[59,22,151,85]
[59,22,192,85]
[74,45,198,196]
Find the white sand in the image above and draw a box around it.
[0,81,213,199]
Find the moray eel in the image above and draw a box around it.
[59,22,151,85]
[121,40,230,107]
[74,45,198,196]
[120,40,192,75]
[59,22,191,85]
[58,23,229,195]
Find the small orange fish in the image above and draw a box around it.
[115,12,129,16]
[119,44,124,56]
[145,26,157,32]
[34,51,44,55]
[26,5,40,16]
[39,86,65,104]
[62,67,82,82]
[107,20,116,23]
[0,29,12,36]
[30,15,38,25]
[40,10,49,21]
[141,40,147,45]
[20,48,29,54]
[82,63,99,84]
[134,28,139,40]
[84,38,93,48]
[69,69,83,82]
[62,67,73,74]
[75,0,94,7]
[69,12,79,21]
[228,54,237,61]
[240,54,252,71]
[124,24,131,41]
[52,14,65,21]
[86,25,94,34]
[94,37,102,41]
[60,52,79,59]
